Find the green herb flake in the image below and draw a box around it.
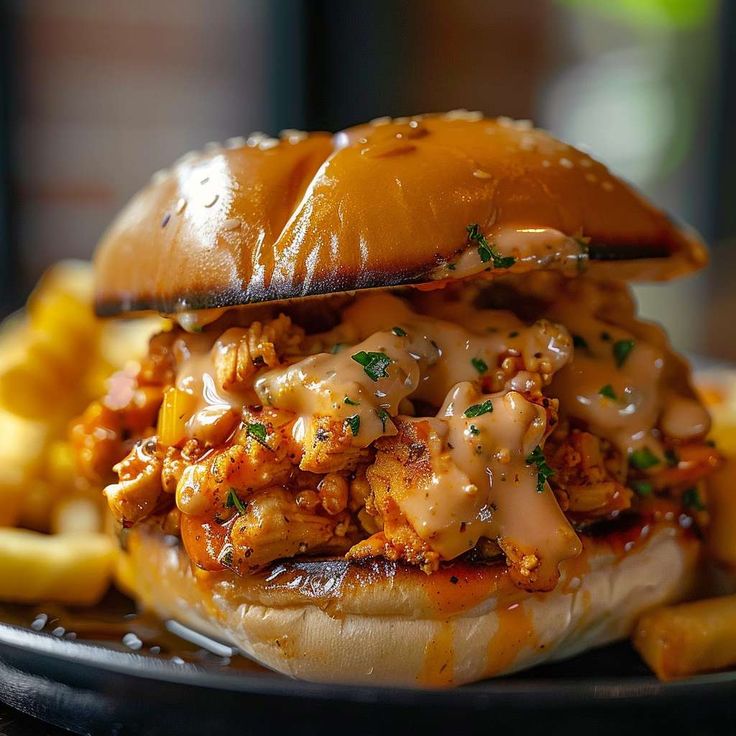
[464,400,494,418]
[526,445,555,493]
[572,334,589,349]
[351,350,392,381]
[682,487,706,511]
[376,408,391,432]
[468,424,480,436]
[665,448,680,468]
[447,262,457,271]
[466,223,516,269]
[344,396,360,406]
[246,422,272,450]
[345,414,361,436]
[629,447,660,470]
[631,480,653,497]
[471,356,488,374]
[226,489,247,515]
[613,339,635,368]
[598,384,617,400]
[391,326,407,337]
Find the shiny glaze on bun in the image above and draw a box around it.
[93,112,707,316]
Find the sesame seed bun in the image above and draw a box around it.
[93,113,706,317]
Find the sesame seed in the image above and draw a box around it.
[161,212,171,228]
[258,137,279,150]
[51,627,65,637]
[585,173,598,183]
[601,181,614,191]
[203,141,221,152]
[203,193,219,208]
[473,169,492,179]
[225,136,247,149]
[151,169,168,184]
[246,131,268,146]
[175,151,199,167]
[280,128,307,143]
[559,157,574,168]
[222,217,241,230]
[446,109,483,121]
[31,614,48,631]
[175,198,187,214]
[580,158,593,168]
[200,177,210,185]
[370,116,391,126]
[394,116,410,124]
[541,160,551,167]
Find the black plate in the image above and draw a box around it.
[1,594,736,735]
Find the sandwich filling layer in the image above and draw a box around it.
[72,273,719,592]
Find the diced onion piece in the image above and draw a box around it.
[157,387,198,446]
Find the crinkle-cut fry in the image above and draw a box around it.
[0,528,115,605]
[634,595,736,680]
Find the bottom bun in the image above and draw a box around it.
[117,513,700,687]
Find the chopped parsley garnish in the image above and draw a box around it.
[345,414,360,436]
[572,334,589,349]
[466,223,516,269]
[526,445,555,493]
[598,384,617,400]
[376,408,390,431]
[344,396,360,406]
[391,326,407,337]
[629,447,660,470]
[246,422,271,450]
[351,351,392,381]
[613,339,635,368]
[631,480,653,496]
[226,489,247,515]
[665,448,680,467]
[468,424,480,436]
[471,356,488,374]
[682,487,706,511]
[447,262,457,271]
[464,400,493,418]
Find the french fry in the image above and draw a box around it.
[0,528,116,605]
[706,457,736,568]
[51,496,103,535]
[634,595,736,680]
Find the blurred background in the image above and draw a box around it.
[0,0,734,358]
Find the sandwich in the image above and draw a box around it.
[71,112,720,686]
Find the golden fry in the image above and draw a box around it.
[634,595,736,680]
[0,528,116,605]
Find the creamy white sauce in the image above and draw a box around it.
[164,276,709,573]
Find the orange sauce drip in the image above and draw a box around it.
[485,601,537,677]
[419,621,455,687]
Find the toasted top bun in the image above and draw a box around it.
[94,112,707,317]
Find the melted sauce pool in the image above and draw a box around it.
[0,590,267,673]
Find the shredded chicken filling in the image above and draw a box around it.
[72,274,720,592]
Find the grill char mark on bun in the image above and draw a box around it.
[93,113,707,317]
